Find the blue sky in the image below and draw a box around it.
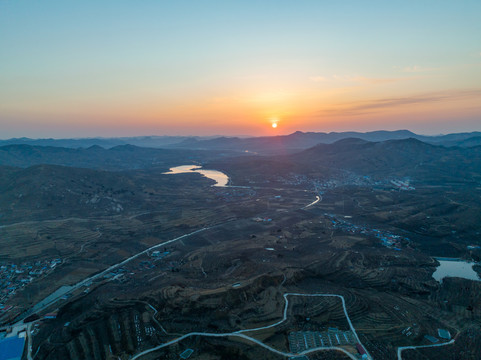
[1,1,480,137]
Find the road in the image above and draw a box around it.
[227,185,310,193]
[397,339,455,359]
[302,195,321,209]
[26,323,33,360]
[280,293,371,359]
[9,227,211,327]
[5,181,320,327]
[11,183,336,358]
[0,217,92,230]
[131,292,370,360]
[132,331,359,360]
[6,184,321,325]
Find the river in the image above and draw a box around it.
[163,165,229,187]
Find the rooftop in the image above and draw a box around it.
[0,336,25,360]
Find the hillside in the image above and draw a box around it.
[0,163,221,225]
[209,138,481,185]
[0,144,242,170]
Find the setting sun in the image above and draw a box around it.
[272,123,278,128]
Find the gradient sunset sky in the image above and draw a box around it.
[1,1,480,138]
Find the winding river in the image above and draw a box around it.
[163,165,229,187]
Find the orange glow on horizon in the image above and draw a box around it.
[2,82,480,137]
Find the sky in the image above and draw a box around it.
[1,0,480,138]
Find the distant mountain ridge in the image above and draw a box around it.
[2,130,481,153]
[0,135,214,149]
[169,130,481,154]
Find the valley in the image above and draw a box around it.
[0,136,480,359]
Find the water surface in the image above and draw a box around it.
[164,165,229,187]
[432,258,480,283]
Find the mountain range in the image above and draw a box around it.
[2,130,481,154]
[207,137,481,186]
[1,135,480,188]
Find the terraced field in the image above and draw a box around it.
[34,302,166,359]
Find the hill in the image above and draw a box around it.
[209,138,481,185]
[170,130,481,154]
[0,144,242,170]
[3,131,481,155]
[0,135,208,149]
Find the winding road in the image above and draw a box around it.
[131,292,371,360]
[9,227,211,328]
[11,182,337,359]
[397,339,455,360]
[7,181,452,359]
[302,195,322,209]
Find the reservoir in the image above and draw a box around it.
[432,258,480,283]
[164,165,229,187]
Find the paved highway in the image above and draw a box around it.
[10,183,349,358]
[6,184,320,328]
[8,227,211,327]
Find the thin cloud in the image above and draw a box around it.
[350,76,401,84]
[318,89,481,116]
[333,75,401,83]
[310,74,406,84]
[310,76,327,82]
[402,65,439,73]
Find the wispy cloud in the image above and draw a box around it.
[310,74,408,84]
[310,76,327,82]
[401,65,439,73]
[318,89,481,116]
[346,76,401,84]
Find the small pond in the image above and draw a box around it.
[432,258,480,283]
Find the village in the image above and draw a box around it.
[0,258,62,317]
[325,214,411,250]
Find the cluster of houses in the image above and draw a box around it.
[325,214,409,250]
[277,172,380,190]
[252,217,272,222]
[390,179,415,191]
[0,258,62,313]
